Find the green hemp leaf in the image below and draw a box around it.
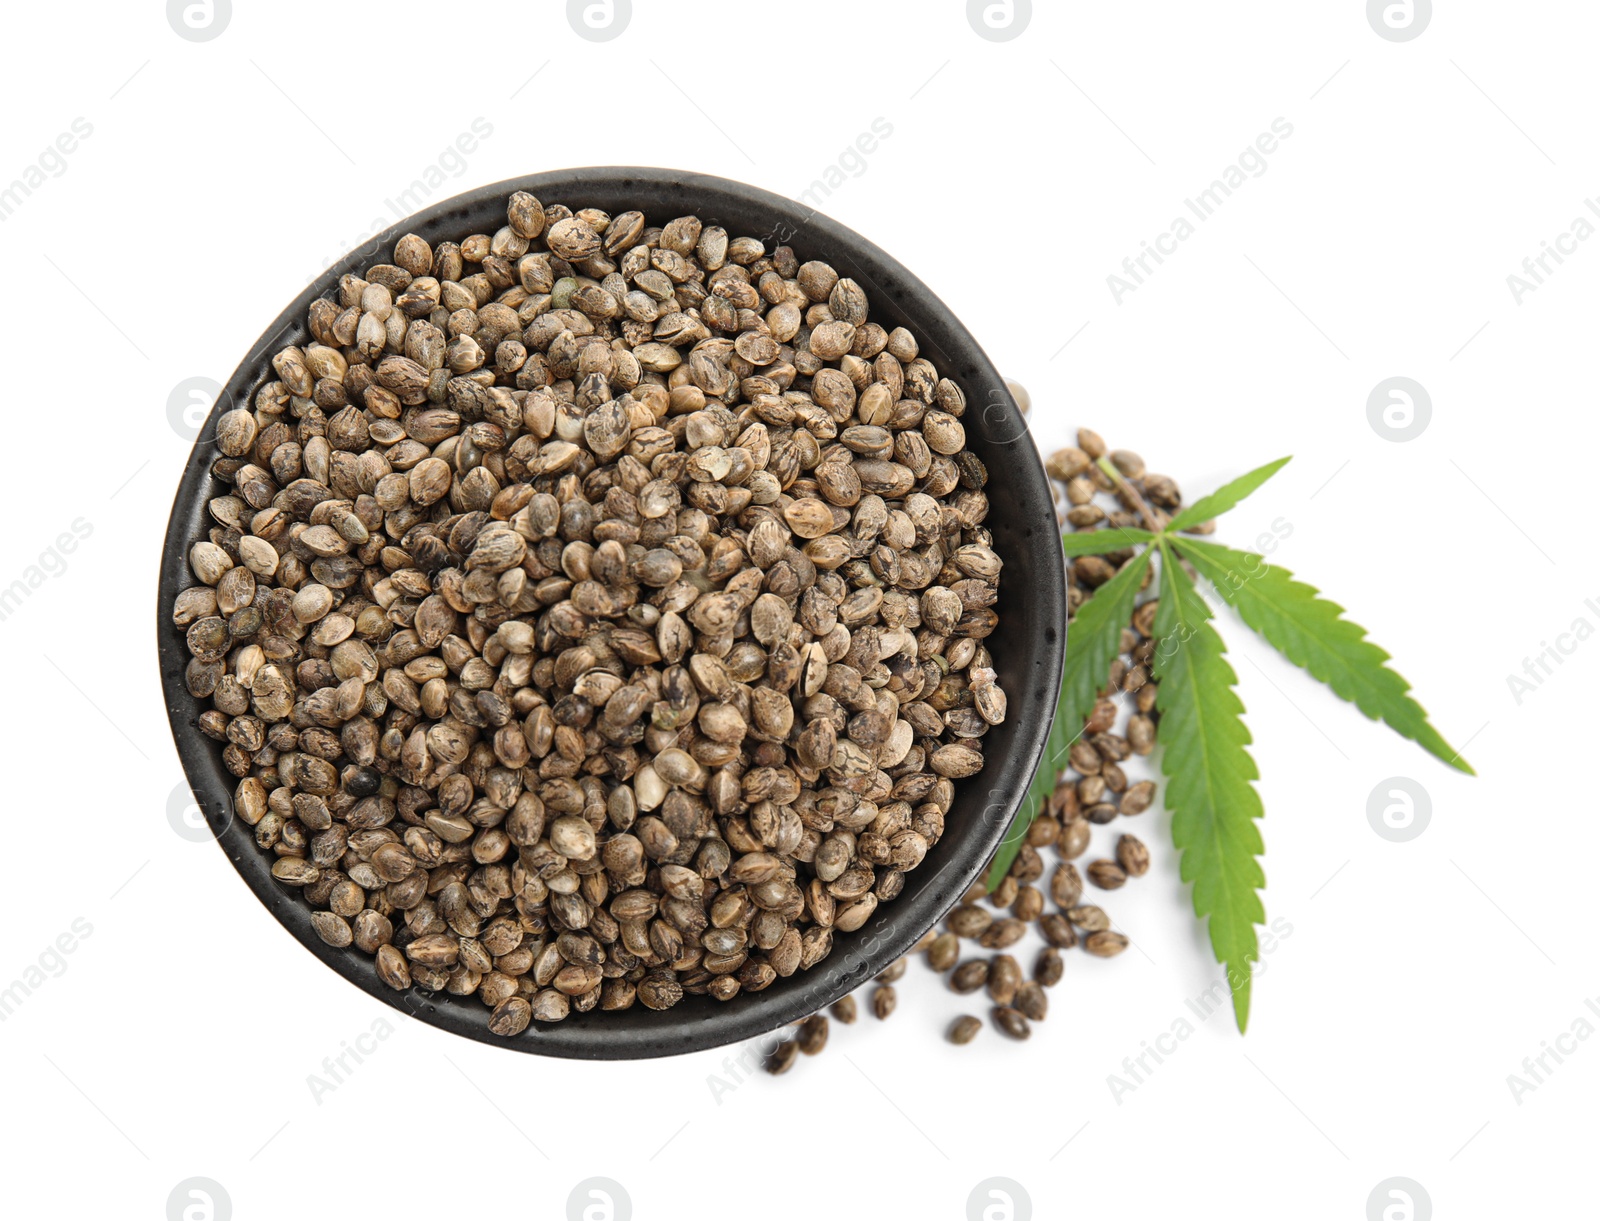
[992,456,1469,1031]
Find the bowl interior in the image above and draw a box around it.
[157,167,1064,1058]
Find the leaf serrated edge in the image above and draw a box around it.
[1059,525,1154,557]
[1165,456,1292,534]
[1151,538,1265,1033]
[1171,537,1473,775]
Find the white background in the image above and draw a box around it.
[0,2,1592,1218]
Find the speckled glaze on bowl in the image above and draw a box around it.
[157,167,1064,1059]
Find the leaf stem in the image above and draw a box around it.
[1095,455,1167,535]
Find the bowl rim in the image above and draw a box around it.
[157,165,1065,1059]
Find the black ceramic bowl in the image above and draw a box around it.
[157,167,1064,1059]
